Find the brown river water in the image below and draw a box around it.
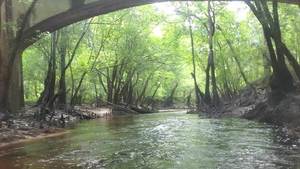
[0,110,300,169]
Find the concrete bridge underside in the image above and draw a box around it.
[21,0,300,46]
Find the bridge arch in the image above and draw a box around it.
[22,0,300,47]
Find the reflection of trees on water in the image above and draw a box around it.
[0,134,73,169]
[105,116,137,130]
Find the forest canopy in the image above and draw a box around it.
[22,1,300,110]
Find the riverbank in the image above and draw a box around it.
[0,104,159,149]
[218,82,300,142]
[0,106,113,149]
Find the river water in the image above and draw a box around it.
[1,110,300,169]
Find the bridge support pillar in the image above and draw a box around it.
[0,0,24,115]
[0,40,24,114]
[0,39,11,114]
[8,54,24,113]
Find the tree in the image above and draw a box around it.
[57,21,91,106]
[245,0,300,96]
[186,2,204,110]
[204,0,220,106]
[37,32,58,114]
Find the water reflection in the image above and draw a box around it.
[0,111,299,169]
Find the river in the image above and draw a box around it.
[0,110,300,169]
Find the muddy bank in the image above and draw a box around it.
[218,82,300,141]
[243,92,300,141]
[0,106,113,149]
[0,118,68,150]
[0,104,158,149]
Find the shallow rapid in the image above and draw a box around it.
[1,110,300,169]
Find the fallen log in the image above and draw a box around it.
[130,106,155,114]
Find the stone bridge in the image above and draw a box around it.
[0,0,299,113]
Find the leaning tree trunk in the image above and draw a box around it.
[245,0,297,95]
[71,71,87,106]
[146,83,161,108]
[136,74,152,106]
[219,27,251,87]
[165,83,178,107]
[57,24,88,106]
[187,5,203,110]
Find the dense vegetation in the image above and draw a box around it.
[21,1,299,114]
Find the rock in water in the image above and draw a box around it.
[0,112,6,121]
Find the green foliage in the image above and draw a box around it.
[22,2,299,106]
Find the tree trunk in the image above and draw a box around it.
[186,90,192,108]
[0,40,12,114]
[37,32,58,110]
[187,5,203,110]
[57,24,89,105]
[204,62,211,104]
[127,81,134,105]
[58,40,67,105]
[71,71,87,105]
[281,42,300,80]
[219,27,251,87]
[165,83,178,107]
[136,74,152,106]
[262,40,272,79]
[106,68,113,103]
[147,83,160,108]
[94,82,100,107]
[245,0,295,94]
[70,65,75,100]
[207,0,219,106]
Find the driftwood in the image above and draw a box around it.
[104,101,155,114]
[68,108,98,120]
[130,106,155,114]
[105,102,138,114]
